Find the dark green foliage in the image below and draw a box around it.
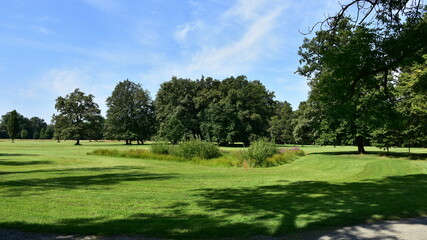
[292,101,317,146]
[155,77,200,143]
[396,55,427,148]
[198,76,275,145]
[20,129,28,139]
[45,126,54,140]
[244,140,278,166]
[39,128,46,139]
[7,110,19,142]
[150,142,171,155]
[155,76,275,145]
[33,130,39,139]
[297,1,426,153]
[151,139,221,160]
[268,101,294,144]
[52,88,102,145]
[105,79,155,144]
[171,139,221,160]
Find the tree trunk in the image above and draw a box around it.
[356,136,366,154]
[75,139,80,145]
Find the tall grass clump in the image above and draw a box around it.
[264,147,305,167]
[245,140,278,166]
[150,142,171,155]
[172,139,221,159]
[88,149,187,162]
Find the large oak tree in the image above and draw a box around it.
[105,79,155,144]
[53,88,102,145]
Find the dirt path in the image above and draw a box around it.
[1,216,426,240]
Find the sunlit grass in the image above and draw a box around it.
[0,140,426,239]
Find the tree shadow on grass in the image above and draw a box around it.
[0,160,52,166]
[0,165,148,175]
[195,174,427,238]
[0,153,39,157]
[309,151,427,160]
[1,175,426,239]
[0,168,177,196]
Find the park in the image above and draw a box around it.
[0,140,426,239]
[1,0,426,239]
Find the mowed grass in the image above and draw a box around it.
[0,140,426,239]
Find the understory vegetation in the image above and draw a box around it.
[90,140,305,167]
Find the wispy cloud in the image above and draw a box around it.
[32,25,51,34]
[42,68,87,96]
[174,22,201,42]
[190,7,285,75]
[82,0,123,15]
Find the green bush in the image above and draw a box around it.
[245,140,278,166]
[172,139,221,159]
[150,142,171,155]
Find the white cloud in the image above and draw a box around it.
[223,0,266,20]
[32,25,50,34]
[18,88,38,98]
[174,22,197,41]
[82,0,123,14]
[185,2,287,76]
[42,68,87,96]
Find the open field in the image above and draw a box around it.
[0,140,426,239]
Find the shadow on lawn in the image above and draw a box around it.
[310,151,427,160]
[0,153,39,157]
[1,174,426,239]
[0,165,148,175]
[0,160,52,166]
[0,167,177,196]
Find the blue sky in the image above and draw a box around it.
[0,0,340,122]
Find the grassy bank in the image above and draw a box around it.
[0,140,426,239]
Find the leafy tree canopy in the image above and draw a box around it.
[105,79,155,144]
[53,88,102,145]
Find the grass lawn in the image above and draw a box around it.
[0,140,426,239]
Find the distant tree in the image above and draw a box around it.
[53,88,102,145]
[292,102,317,146]
[396,55,427,149]
[7,110,19,143]
[20,129,28,139]
[39,128,46,139]
[155,77,200,143]
[33,130,39,139]
[86,116,104,142]
[268,101,294,144]
[198,76,275,145]
[45,126,54,139]
[105,80,155,144]
[29,117,47,139]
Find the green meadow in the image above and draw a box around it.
[0,140,426,239]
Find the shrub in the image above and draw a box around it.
[172,139,221,159]
[245,140,278,166]
[150,142,171,155]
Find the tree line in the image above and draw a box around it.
[2,1,425,152]
[0,111,54,141]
